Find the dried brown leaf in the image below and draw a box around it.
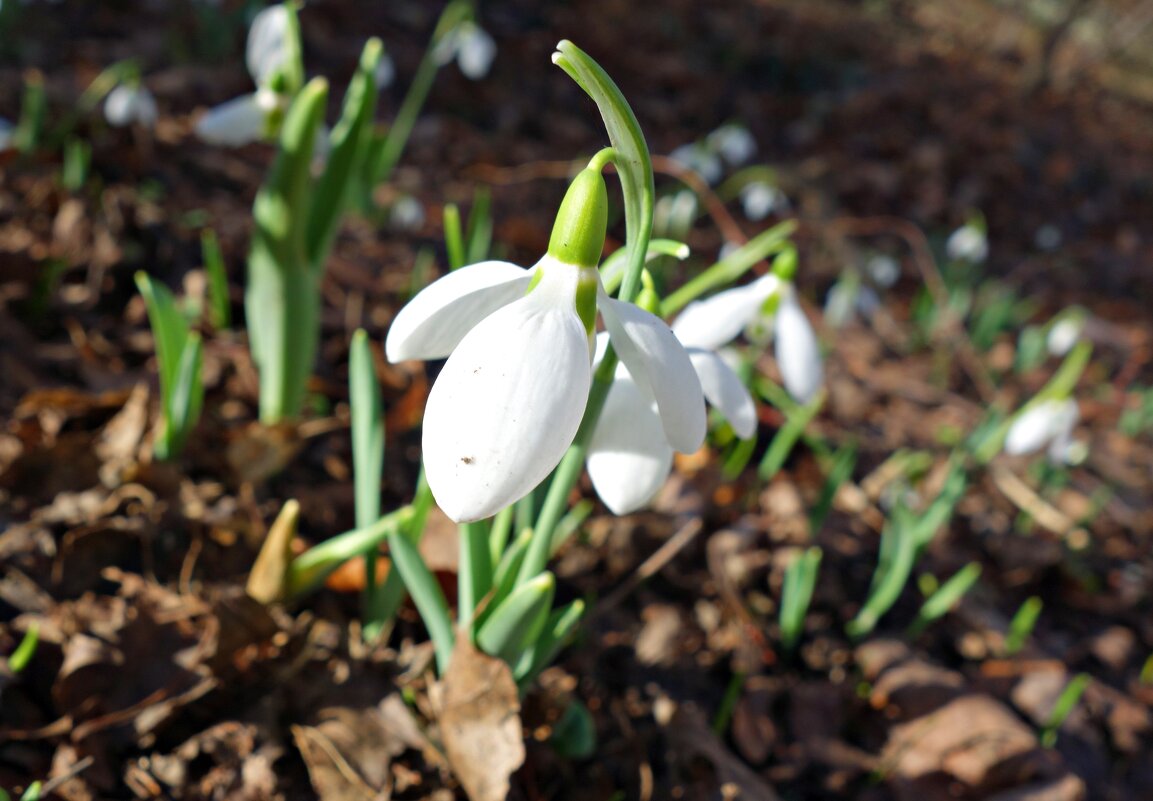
[438,636,524,801]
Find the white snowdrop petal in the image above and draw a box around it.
[422,271,591,522]
[385,260,532,362]
[457,23,496,80]
[1046,318,1082,357]
[587,367,674,515]
[774,293,823,404]
[1004,398,1076,456]
[945,224,988,264]
[672,273,779,350]
[105,85,156,128]
[195,94,267,146]
[246,4,290,85]
[688,348,757,439]
[600,294,705,454]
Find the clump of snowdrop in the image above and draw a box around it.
[104,83,158,129]
[386,162,706,522]
[435,19,496,80]
[945,217,988,264]
[195,4,296,146]
[824,253,899,328]
[586,280,756,514]
[1004,397,1084,464]
[673,250,824,405]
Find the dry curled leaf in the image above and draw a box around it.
[437,635,524,801]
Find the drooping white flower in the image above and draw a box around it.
[673,266,823,404]
[196,4,293,147]
[374,53,396,90]
[587,334,756,514]
[1004,397,1081,464]
[1046,312,1085,357]
[669,143,723,185]
[435,20,496,80]
[740,180,783,221]
[386,168,706,522]
[945,221,988,263]
[104,84,158,129]
[707,123,756,166]
[246,4,291,86]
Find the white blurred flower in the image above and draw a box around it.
[673,274,823,404]
[390,195,425,231]
[740,180,783,222]
[1046,315,1084,357]
[246,4,290,85]
[865,254,900,288]
[587,334,755,514]
[669,143,722,185]
[104,84,158,129]
[374,52,396,90]
[707,123,756,166]
[436,21,496,80]
[196,4,292,147]
[945,221,988,263]
[1004,397,1081,464]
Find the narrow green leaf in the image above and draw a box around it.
[907,562,982,637]
[7,623,39,674]
[349,330,384,528]
[1040,673,1091,748]
[443,203,465,270]
[458,520,493,630]
[287,506,411,597]
[847,514,918,640]
[163,332,204,459]
[200,228,231,329]
[248,77,329,422]
[14,69,45,154]
[809,442,858,534]
[463,186,493,264]
[135,271,188,402]
[1005,596,1043,656]
[476,572,555,665]
[306,38,382,269]
[780,547,821,653]
[759,391,824,481]
[387,531,455,675]
[516,598,584,686]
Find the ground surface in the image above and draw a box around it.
[2,1,1153,800]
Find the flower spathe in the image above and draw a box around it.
[587,335,756,514]
[386,167,706,522]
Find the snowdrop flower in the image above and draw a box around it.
[195,4,292,146]
[386,167,706,522]
[374,53,396,90]
[390,195,425,231]
[1004,397,1081,464]
[865,254,900,288]
[669,143,723,185]
[740,180,783,222]
[1046,310,1085,357]
[945,220,988,263]
[104,84,158,129]
[436,20,496,80]
[707,123,756,166]
[587,332,756,514]
[673,256,824,404]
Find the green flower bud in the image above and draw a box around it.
[547,167,608,269]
